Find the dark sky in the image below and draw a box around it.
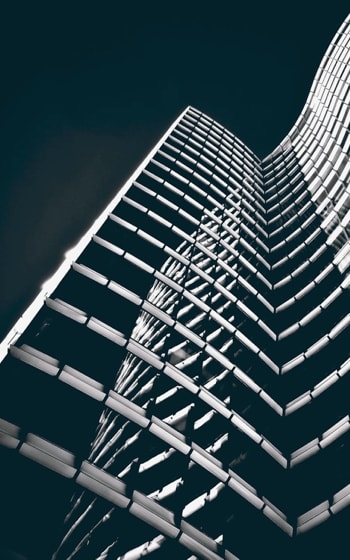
[0,3,348,338]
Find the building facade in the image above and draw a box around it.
[0,15,350,560]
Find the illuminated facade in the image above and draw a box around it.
[0,15,350,560]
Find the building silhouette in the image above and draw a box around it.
[0,14,350,560]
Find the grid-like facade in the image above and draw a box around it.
[0,15,350,560]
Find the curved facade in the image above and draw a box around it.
[0,15,350,560]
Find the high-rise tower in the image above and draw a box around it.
[0,15,349,560]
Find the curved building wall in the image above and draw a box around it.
[0,15,349,560]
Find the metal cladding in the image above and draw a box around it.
[0,15,350,560]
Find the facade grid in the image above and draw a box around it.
[0,14,350,560]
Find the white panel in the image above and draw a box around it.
[106,392,149,428]
[59,370,106,401]
[10,346,59,377]
[149,423,191,455]
[190,449,228,482]
[26,434,75,466]
[285,392,312,415]
[263,506,293,536]
[298,500,329,525]
[0,419,20,449]
[163,364,198,394]
[46,298,87,324]
[178,533,221,560]
[20,442,77,479]
[231,415,262,445]
[72,262,108,285]
[261,440,287,468]
[87,317,127,346]
[76,472,130,508]
[311,372,339,398]
[126,339,164,370]
[296,511,330,534]
[198,388,232,419]
[181,519,219,553]
[108,281,142,306]
[227,477,264,509]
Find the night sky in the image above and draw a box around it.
[0,3,348,339]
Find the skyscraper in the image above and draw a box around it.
[0,14,349,560]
